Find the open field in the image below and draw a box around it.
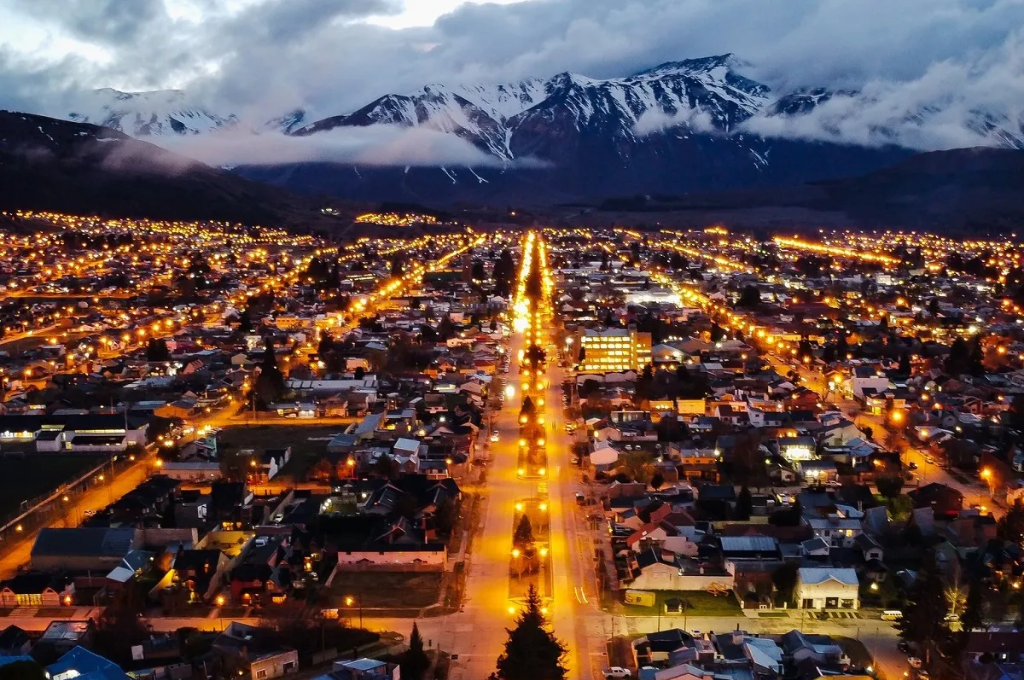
[216,424,347,481]
[0,453,105,519]
[328,571,443,609]
[616,590,743,617]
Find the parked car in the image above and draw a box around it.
[908,462,918,470]
[604,668,631,679]
[897,641,911,654]
[908,657,922,669]
[490,432,500,443]
[575,492,586,505]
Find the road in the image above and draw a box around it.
[0,453,156,579]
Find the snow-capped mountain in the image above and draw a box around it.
[61,54,1024,205]
[294,55,771,161]
[68,88,237,137]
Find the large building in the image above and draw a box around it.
[575,326,652,373]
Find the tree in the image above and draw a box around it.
[513,515,535,548]
[493,585,567,680]
[374,454,395,479]
[735,485,753,521]
[897,549,950,662]
[710,323,726,343]
[400,623,431,680]
[960,577,984,634]
[899,351,912,375]
[771,563,799,606]
[0,661,46,680]
[255,337,285,404]
[650,472,665,490]
[736,284,761,309]
[997,499,1024,545]
[876,475,904,499]
[619,451,653,484]
[146,337,171,362]
[354,366,365,380]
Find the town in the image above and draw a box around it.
[0,214,1021,680]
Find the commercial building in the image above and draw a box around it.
[575,326,652,373]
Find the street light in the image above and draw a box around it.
[345,595,363,628]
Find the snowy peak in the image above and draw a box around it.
[68,88,236,137]
[632,53,740,78]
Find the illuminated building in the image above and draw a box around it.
[575,325,652,373]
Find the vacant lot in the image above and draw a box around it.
[216,424,346,481]
[329,571,443,609]
[618,589,742,616]
[0,453,104,519]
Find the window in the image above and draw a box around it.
[841,599,855,609]
[256,670,267,679]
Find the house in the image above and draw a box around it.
[31,527,140,572]
[806,516,863,548]
[0,573,75,607]
[326,658,400,680]
[214,621,299,679]
[630,549,735,591]
[632,629,704,667]
[909,483,965,520]
[0,626,31,656]
[46,646,130,680]
[795,567,859,610]
[37,620,95,656]
[778,437,817,464]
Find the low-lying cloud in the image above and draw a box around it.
[634,108,716,137]
[158,124,524,168]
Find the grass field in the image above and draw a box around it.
[329,572,443,609]
[618,589,743,616]
[0,453,104,519]
[216,424,347,481]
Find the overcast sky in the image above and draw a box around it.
[2,0,1023,158]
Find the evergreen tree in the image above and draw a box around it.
[998,500,1024,545]
[899,351,912,375]
[493,585,567,680]
[959,577,984,635]
[737,285,761,309]
[513,515,534,548]
[400,623,431,680]
[897,549,950,663]
[736,485,753,521]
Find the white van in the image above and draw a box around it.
[881,610,903,621]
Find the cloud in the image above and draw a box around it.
[740,30,1024,150]
[157,125,522,167]
[3,0,1024,154]
[634,108,716,137]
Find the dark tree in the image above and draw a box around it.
[876,475,904,499]
[354,366,365,380]
[146,337,171,361]
[400,623,431,680]
[650,472,665,490]
[899,351,912,375]
[493,585,567,680]
[735,485,753,521]
[0,661,46,680]
[710,323,726,343]
[897,549,950,662]
[737,285,761,309]
[238,309,253,333]
[997,500,1024,544]
[513,515,534,548]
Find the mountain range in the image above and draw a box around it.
[57,54,1024,206]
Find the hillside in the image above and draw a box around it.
[0,111,348,226]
